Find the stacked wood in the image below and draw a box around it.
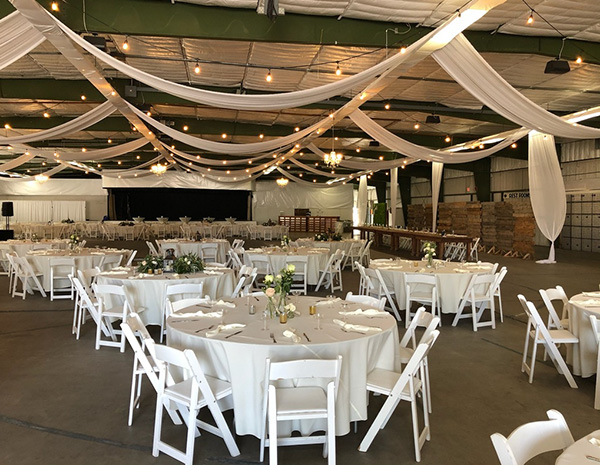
[511,199,536,257]
[407,204,425,229]
[450,202,468,235]
[466,202,482,238]
[437,203,453,232]
[496,202,515,251]
[424,204,433,230]
[481,202,497,247]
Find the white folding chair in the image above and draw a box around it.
[92,283,134,352]
[315,250,345,293]
[263,227,273,241]
[539,285,570,330]
[404,274,440,328]
[49,257,75,301]
[344,292,386,310]
[358,331,440,462]
[71,275,104,340]
[125,249,138,267]
[152,345,240,464]
[226,249,243,271]
[355,262,369,295]
[286,256,309,295]
[201,243,219,263]
[343,241,363,269]
[469,237,480,261]
[493,266,507,322]
[248,255,272,280]
[365,267,401,321]
[260,356,342,465]
[452,273,496,331]
[98,254,123,271]
[517,294,578,388]
[589,314,600,409]
[490,409,574,465]
[161,283,205,342]
[356,240,372,268]
[231,271,257,298]
[146,240,160,256]
[11,256,46,299]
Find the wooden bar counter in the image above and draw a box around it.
[354,225,472,258]
[279,216,339,233]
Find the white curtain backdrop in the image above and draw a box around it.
[357,175,368,226]
[433,34,600,139]
[431,162,444,232]
[12,199,85,223]
[528,132,566,263]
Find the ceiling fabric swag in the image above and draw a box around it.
[0,11,46,72]
[275,167,344,188]
[172,154,280,177]
[0,101,116,145]
[433,34,600,139]
[159,141,290,166]
[0,152,35,171]
[175,157,265,183]
[349,110,529,163]
[129,102,324,154]
[13,163,67,181]
[528,132,566,264]
[287,157,346,178]
[32,137,149,162]
[308,143,417,170]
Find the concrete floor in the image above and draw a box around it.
[1,239,599,465]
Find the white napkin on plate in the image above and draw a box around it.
[204,270,223,275]
[339,308,388,317]
[282,328,301,343]
[214,300,236,308]
[316,297,342,306]
[171,310,222,318]
[206,323,245,337]
[90,251,105,255]
[371,258,393,263]
[333,319,382,333]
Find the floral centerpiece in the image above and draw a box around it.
[173,253,204,274]
[314,232,329,241]
[263,264,297,319]
[31,233,39,242]
[330,232,342,241]
[68,233,81,250]
[137,254,164,274]
[422,241,436,268]
[281,235,290,247]
[62,218,74,224]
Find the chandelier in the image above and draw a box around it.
[150,163,167,175]
[276,177,289,187]
[324,125,342,168]
[35,174,49,183]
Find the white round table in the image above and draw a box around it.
[96,266,236,326]
[567,292,600,377]
[26,248,130,291]
[244,247,329,285]
[370,259,495,314]
[166,295,399,438]
[157,239,231,263]
[0,239,67,256]
[297,238,365,255]
[555,430,600,464]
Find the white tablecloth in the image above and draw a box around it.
[157,239,231,263]
[0,239,68,256]
[556,430,600,465]
[167,295,399,437]
[244,247,329,285]
[26,248,130,291]
[370,259,495,314]
[97,267,236,325]
[567,292,600,377]
[297,238,365,255]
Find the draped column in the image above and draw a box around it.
[431,162,444,232]
[390,168,398,227]
[357,175,368,226]
[528,132,566,264]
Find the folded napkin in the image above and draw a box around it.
[574,299,600,307]
[248,248,263,252]
[282,329,301,343]
[90,251,105,255]
[206,323,246,337]
[339,308,388,317]
[371,258,393,263]
[583,292,600,297]
[316,297,342,306]
[205,267,229,271]
[171,310,222,318]
[333,319,382,333]
[214,300,236,308]
[112,266,131,272]
[454,269,471,273]
[101,270,129,276]
[204,270,224,275]
[589,437,600,447]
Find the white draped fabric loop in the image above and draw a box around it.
[176,157,265,183]
[0,11,45,72]
[30,137,149,162]
[53,14,419,111]
[308,143,417,171]
[275,166,342,188]
[160,141,290,166]
[528,132,566,264]
[173,154,279,177]
[0,101,116,145]
[0,152,35,171]
[287,157,345,178]
[14,163,67,181]
[357,175,368,226]
[129,102,324,155]
[431,162,444,232]
[433,34,600,139]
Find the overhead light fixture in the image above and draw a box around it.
[324,126,342,168]
[276,177,289,187]
[151,163,167,175]
[335,62,342,76]
[122,36,129,51]
[194,61,201,74]
[527,11,534,24]
[545,58,570,74]
[266,69,272,82]
[426,115,441,124]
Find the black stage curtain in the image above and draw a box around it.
[107,188,250,221]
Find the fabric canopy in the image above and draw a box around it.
[528,132,566,264]
[433,34,600,139]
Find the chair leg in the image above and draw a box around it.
[185,406,197,465]
[529,338,539,383]
[152,394,165,457]
[497,293,504,323]
[410,397,421,462]
[358,393,401,452]
[595,352,600,409]
[268,391,278,465]
[128,361,138,426]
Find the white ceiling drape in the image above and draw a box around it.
[0,11,45,72]
[431,162,443,232]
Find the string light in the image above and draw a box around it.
[413,123,420,130]
[4,124,10,129]
[356,148,361,153]
[183,125,189,131]
[335,62,342,76]
[384,103,391,110]
[221,133,227,139]
[259,134,264,139]
[445,136,451,143]
[527,11,534,24]
[576,56,583,64]
[80,95,86,100]
[108,139,112,143]
[194,61,201,74]
[122,36,129,50]
[400,46,407,54]
[294,127,300,132]
[511,143,518,149]
[266,70,272,82]
[43,112,50,118]
[50,2,59,12]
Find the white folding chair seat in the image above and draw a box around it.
[540,285,570,330]
[161,283,205,342]
[365,267,401,321]
[344,292,385,310]
[452,273,496,331]
[517,295,578,388]
[404,273,440,327]
[152,345,240,464]
[49,257,76,301]
[490,409,574,465]
[358,331,440,462]
[315,250,345,293]
[260,356,342,465]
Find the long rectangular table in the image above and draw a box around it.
[355,225,473,258]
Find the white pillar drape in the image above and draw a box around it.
[390,168,398,227]
[431,162,444,232]
[528,132,566,264]
[357,175,368,226]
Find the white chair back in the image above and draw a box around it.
[539,285,568,329]
[344,292,386,310]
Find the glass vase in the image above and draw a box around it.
[427,254,434,268]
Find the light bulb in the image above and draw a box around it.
[221,133,227,139]
[266,70,272,82]
[51,2,59,12]
[183,125,189,131]
[194,61,201,74]
[400,46,407,54]
[43,112,50,118]
[384,103,390,110]
[414,123,420,130]
[122,37,129,50]
[335,62,341,76]
[108,139,112,143]
[80,95,86,100]
[445,136,451,143]
[259,134,264,139]
[511,143,517,149]
[576,56,583,64]
[527,12,534,24]
[356,148,361,153]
